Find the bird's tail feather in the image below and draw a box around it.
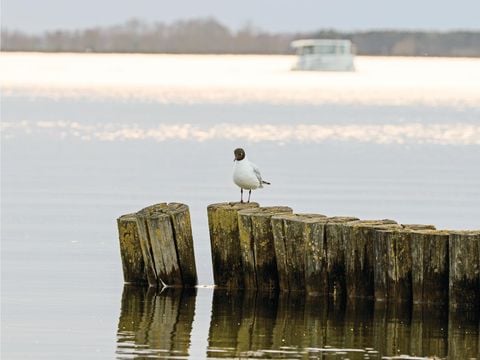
[262,180,271,185]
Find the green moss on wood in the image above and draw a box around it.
[207,202,259,289]
[117,214,147,284]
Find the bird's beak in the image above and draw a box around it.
[233,158,236,162]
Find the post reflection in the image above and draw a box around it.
[116,285,197,359]
[116,286,479,359]
[206,290,478,359]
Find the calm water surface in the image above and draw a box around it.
[1,54,480,359]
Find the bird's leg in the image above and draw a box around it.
[240,188,244,203]
[247,189,251,203]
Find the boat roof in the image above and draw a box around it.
[291,39,352,48]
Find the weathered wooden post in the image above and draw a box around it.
[118,203,197,288]
[271,214,326,293]
[449,231,480,308]
[271,215,289,291]
[140,203,198,287]
[117,214,147,284]
[344,220,398,299]
[207,202,259,289]
[167,203,198,287]
[135,205,162,286]
[303,215,329,295]
[238,206,293,290]
[373,228,414,302]
[324,217,359,299]
[237,210,260,289]
[146,210,182,286]
[373,224,437,302]
[410,230,449,305]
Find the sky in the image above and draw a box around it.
[2,0,480,33]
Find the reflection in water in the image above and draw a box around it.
[116,286,197,359]
[116,286,479,359]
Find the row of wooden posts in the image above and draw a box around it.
[117,202,480,308]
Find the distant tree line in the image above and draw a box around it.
[2,18,479,57]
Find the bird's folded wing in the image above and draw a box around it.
[250,162,263,182]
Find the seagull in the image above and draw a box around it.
[233,148,270,203]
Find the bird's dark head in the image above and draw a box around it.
[234,148,246,161]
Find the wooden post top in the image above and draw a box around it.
[137,202,169,215]
[117,213,137,221]
[326,216,360,223]
[238,206,293,217]
[166,202,189,214]
[401,224,436,230]
[207,202,260,210]
[137,202,191,216]
[270,213,326,223]
[410,229,451,235]
[344,219,398,229]
[449,230,480,235]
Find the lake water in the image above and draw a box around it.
[1,53,480,359]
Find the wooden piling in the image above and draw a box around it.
[324,217,359,299]
[238,206,293,290]
[344,220,398,299]
[271,216,289,291]
[270,213,326,293]
[410,230,449,305]
[146,211,182,286]
[120,203,197,287]
[167,203,198,287]
[449,231,480,308]
[237,210,259,289]
[117,214,147,284]
[303,215,329,295]
[375,226,439,303]
[207,202,259,289]
[373,228,413,302]
[135,205,163,287]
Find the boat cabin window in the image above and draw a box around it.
[316,45,337,54]
[299,46,315,55]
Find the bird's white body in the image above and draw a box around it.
[233,158,263,190]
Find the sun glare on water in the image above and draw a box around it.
[1,53,480,145]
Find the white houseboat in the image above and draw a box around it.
[291,39,355,71]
